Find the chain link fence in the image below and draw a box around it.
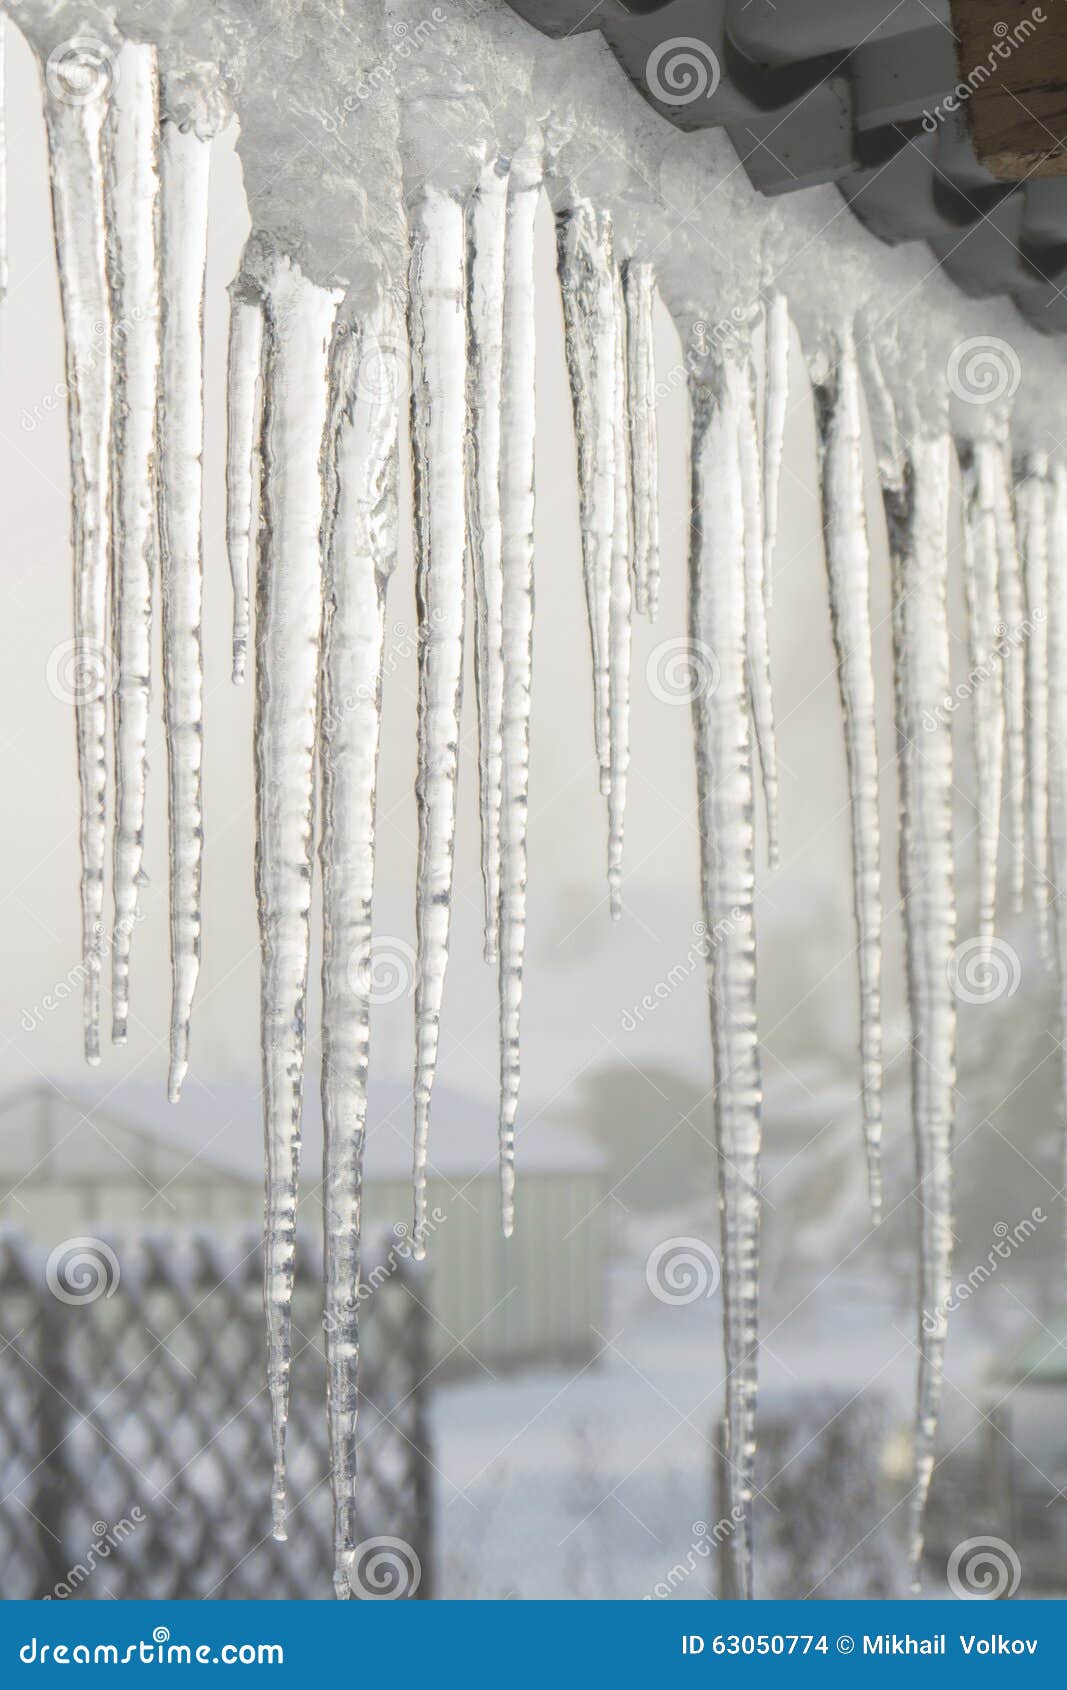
[0,1232,434,1599]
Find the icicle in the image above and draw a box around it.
[498,145,540,1237]
[1019,452,1052,955]
[319,301,402,1600]
[738,352,779,869]
[225,287,264,685]
[607,264,632,920]
[623,259,659,619]
[466,157,508,965]
[556,201,617,792]
[1047,461,1067,1262]
[811,322,883,1222]
[409,187,467,1251]
[689,362,763,1602]
[43,42,113,1067]
[255,254,343,1540]
[762,292,789,612]
[156,119,210,1102]
[991,431,1027,912]
[883,431,956,1591]
[106,44,160,1047]
[957,438,1005,941]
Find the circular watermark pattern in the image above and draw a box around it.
[645,1237,720,1305]
[946,336,1021,407]
[646,637,720,706]
[356,333,410,406]
[948,937,1021,1005]
[45,1237,120,1306]
[349,1535,422,1599]
[47,639,115,707]
[46,38,117,106]
[645,38,721,107]
[348,937,418,1006]
[947,1535,1021,1599]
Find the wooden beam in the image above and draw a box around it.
[951,0,1067,178]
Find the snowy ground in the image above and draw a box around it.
[429,1188,1067,1601]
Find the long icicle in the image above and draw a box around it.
[556,201,617,793]
[156,117,209,1101]
[738,351,779,868]
[1019,451,1052,956]
[958,437,1005,941]
[811,322,883,1222]
[762,292,789,614]
[689,361,763,1602]
[883,430,956,1591]
[623,258,659,620]
[43,42,113,1067]
[607,263,632,920]
[466,157,508,965]
[225,285,264,685]
[498,144,540,1237]
[409,187,467,1250]
[319,302,402,1599]
[255,254,343,1540]
[1047,459,1067,1265]
[992,428,1027,913]
[107,43,160,1046]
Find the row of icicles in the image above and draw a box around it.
[24,31,1065,1600]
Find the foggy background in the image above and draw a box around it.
[0,21,1063,1600]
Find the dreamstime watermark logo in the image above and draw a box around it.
[349,1535,422,1599]
[948,936,1021,1004]
[323,1211,444,1332]
[46,639,115,707]
[19,911,142,1035]
[45,1237,120,1306]
[620,914,741,1031]
[645,38,721,106]
[947,336,1021,406]
[922,611,1043,731]
[922,1208,1046,1334]
[356,332,410,406]
[347,936,418,1005]
[315,9,446,129]
[947,1535,1021,1599]
[921,11,1046,132]
[644,1512,745,1598]
[646,1237,720,1305]
[45,38,117,106]
[646,637,720,705]
[43,1512,146,1600]
[320,612,446,739]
